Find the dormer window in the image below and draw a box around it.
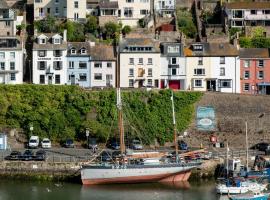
[54,38,61,44]
[39,38,46,44]
[81,48,86,54]
[193,45,203,51]
[71,48,76,54]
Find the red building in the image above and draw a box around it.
[239,48,270,95]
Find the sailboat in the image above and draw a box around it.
[80,89,201,185]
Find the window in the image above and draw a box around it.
[129,58,134,65]
[94,63,102,68]
[258,71,264,79]
[171,68,177,75]
[55,0,59,3]
[0,52,4,59]
[74,13,79,20]
[140,10,148,15]
[5,21,10,26]
[71,48,76,54]
[39,38,46,44]
[107,62,112,68]
[194,68,205,75]
[138,58,143,65]
[219,80,231,88]
[220,67,225,76]
[55,7,59,15]
[148,68,152,77]
[54,38,60,44]
[38,61,46,70]
[194,79,202,87]
[171,57,177,64]
[193,45,203,51]
[124,8,133,17]
[0,62,5,70]
[147,58,152,65]
[10,52,15,59]
[94,73,102,80]
[263,10,270,14]
[38,50,46,57]
[244,83,250,91]
[244,60,250,68]
[40,75,45,84]
[220,57,225,64]
[147,79,152,86]
[129,68,134,76]
[79,62,87,69]
[54,50,62,57]
[35,0,42,2]
[53,61,62,70]
[39,8,44,16]
[126,0,134,2]
[55,75,60,84]
[10,73,16,81]
[258,60,264,67]
[10,62,15,70]
[69,61,74,69]
[251,10,257,15]
[74,1,78,8]
[81,48,86,54]
[168,46,180,53]
[129,79,134,87]
[198,57,203,65]
[244,71,250,79]
[140,0,149,2]
[79,73,87,81]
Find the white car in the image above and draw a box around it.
[41,138,51,149]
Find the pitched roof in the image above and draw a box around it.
[67,42,91,56]
[239,48,270,59]
[33,33,67,50]
[0,0,9,8]
[120,38,160,52]
[90,44,116,60]
[184,42,239,57]
[226,2,270,9]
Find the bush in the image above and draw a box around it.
[239,37,252,48]
[122,25,132,35]
[85,16,98,34]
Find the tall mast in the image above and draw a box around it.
[245,121,248,172]
[171,90,179,162]
[117,88,125,154]
[226,141,229,178]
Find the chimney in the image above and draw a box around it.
[63,29,67,42]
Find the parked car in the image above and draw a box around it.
[107,139,120,150]
[88,138,98,151]
[21,149,34,161]
[28,136,39,149]
[64,139,75,148]
[35,150,46,161]
[178,140,188,151]
[131,139,143,150]
[41,138,51,149]
[251,142,270,152]
[5,151,22,160]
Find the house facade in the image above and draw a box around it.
[66,42,91,87]
[239,48,270,95]
[32,32,67,85]
[34,0,86,21]
[90,44,116,88]
[0,1,16,36]
[154,0,175,17]
[120,38,160,88]
[0,37,24,84]
[185,43,240,93]
[160,42,185,90]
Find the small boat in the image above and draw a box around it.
[216,178,267,195]
[229,191,270,200]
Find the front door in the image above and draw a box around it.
[48,75,53,85]
[106,74,112,87]
[70,75,75,85]
[138,80,144,88]
[207,80,216,91]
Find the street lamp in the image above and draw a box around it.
[86,128,90,148]
[29,124,33,136]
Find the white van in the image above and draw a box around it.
[28,136,39,148]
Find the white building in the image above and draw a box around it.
[160,42,185,90]
[32,32,67,85]
[0,37,24,84]
[120,38,161,88]
[154,0,175,17]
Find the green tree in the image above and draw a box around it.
[251,26,266,38]
[66,21,85,41]
[34,16,57,33]
[103,22,120,39]
[122,25,132,35]
[239,37,252,48]
[85,16,98,34]
[251,37,270,48]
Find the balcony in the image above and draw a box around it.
[245,14,270,20]
[160,5,175,10]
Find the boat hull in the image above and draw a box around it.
[81,164,197,185]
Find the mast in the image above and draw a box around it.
[245,121,248,172]
[171,90,179,162]
[226,141,229,178]
[117,88,125,154]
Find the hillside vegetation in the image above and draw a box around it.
[0,85,202,144]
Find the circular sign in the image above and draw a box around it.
[199,118,213,126]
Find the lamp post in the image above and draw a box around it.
[29,124,33,136]
[86,128,90,148]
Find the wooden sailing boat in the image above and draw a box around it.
[80,89,201,185]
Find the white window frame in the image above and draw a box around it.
[138,58,143,65]
[244,60,250,68]
[258,71,264,79]
[244,71,250,79]
[129,79,134,87]
[129,58,134,65]
[220,67,225,76]
[94,73,102,80]
[194,79,202,87]
[194,68,205,75]
[129,68,134,76]
[244,83,250,91]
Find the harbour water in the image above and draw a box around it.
[0,180,220,200]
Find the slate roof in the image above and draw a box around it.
[239,48,270,59]
[90,44,116,61]
[67,42,91,56]
[226,2,270,9]
[33,33,67,50]
[0,0,9,8]
[120,38,160,53]
[184,42,239,57]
